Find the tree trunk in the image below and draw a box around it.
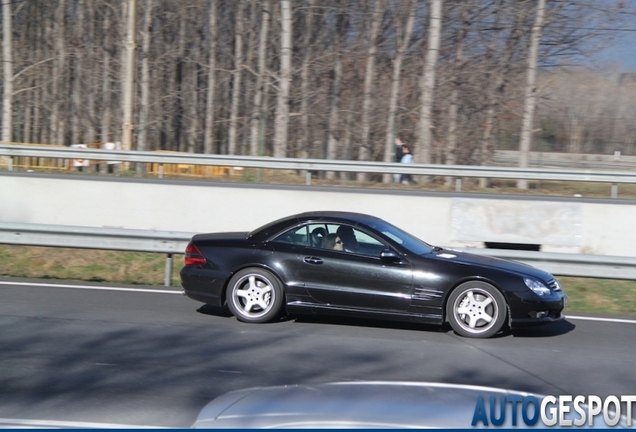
[71,56,81,144]
[444,0,469,186]
[416,0,442,166]
[326,10,347,179]
[122,0,137,163]
[382,0,416,183]
[71,0,85,145]
[204,0,217,154]
[240,0,258,156]
[32,78,41,143]
[299,0,315,160]
[84,1,96,144]
[250,0,270,156]
[187,33,200,154]
[273,0,292,158]
[101,10,112,143]
[228,2,245,155]
[357,0,385,181]
[51,0,67,145]
[2,0,13,143]
[175,6,187,152]
[568,113,582,154]
[138,0,153,156]
[518,0,546,189]
[326,49,341,168]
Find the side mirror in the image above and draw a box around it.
[380,250,401,263]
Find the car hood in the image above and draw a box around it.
[427,248,553,280]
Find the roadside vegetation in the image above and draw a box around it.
[1,244,634,317]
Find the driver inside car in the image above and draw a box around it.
[336,226,359,253]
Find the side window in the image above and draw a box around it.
[354,229,385,249]
[272,225,310,246]
[272,223,387,256]
[331,224,386,257]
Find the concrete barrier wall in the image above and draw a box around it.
[1,174,634,257]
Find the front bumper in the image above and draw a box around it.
[507,290,568,328]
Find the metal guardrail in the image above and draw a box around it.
[2,222,636,286]
[493,150,636,171]
[2,144,636,196]
[470,249,636,281]
[0,222,195,287]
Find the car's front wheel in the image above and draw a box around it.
[226,268,284,323]
[447,281,507,338]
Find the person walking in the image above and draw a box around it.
[393,138,405,183]
[399,145,416,185]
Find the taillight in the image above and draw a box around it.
[185,243,206,266]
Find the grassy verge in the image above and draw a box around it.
[559,277,636,316]
[0,245,184,287]
[1,245,635,317]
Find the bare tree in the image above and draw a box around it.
[2,0,13,143]
[518,0,546,189]
[122,0,137,155]
[228,1,245,155]
[358,0,386,181]
[204,0,217,154]
[51,0,67,145]
[101,6,113,143]
[249,0,271,156]
[382,0,416,183]
[138,0,153,156]
[325,4,349,179]
[273,0,292,158]
[444,0,471,185]
[299,0,316,160]
[4,0,634,182]
[416,0,442,165]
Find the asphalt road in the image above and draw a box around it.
[0,278,634,427]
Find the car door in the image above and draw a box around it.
[268,225,312,301]
[300,225,413,312]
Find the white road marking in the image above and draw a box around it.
[0,280,182,294]
[0,417,167,428]
[565,315,636,325]
[2,281,636,325]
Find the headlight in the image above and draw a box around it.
[524,278,551,296]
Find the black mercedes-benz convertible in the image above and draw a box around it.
[180,211,567,338]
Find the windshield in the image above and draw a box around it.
[365,219,434,255]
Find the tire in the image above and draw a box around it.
[446,281,507,338]
[226,268,284,323]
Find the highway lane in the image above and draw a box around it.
[0,278,635,427]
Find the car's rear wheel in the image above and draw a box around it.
[227,268,284,323]
[447,281,507,338]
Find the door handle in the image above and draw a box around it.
[303,256,323,265]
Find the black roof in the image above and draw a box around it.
[248,211,384,241]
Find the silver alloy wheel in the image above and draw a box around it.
[451,287,499,336]
[231,273,275,320]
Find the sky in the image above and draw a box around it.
[589,2,636,72]
[595,38,636,72]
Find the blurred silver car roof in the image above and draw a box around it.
[193,381,541,429]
